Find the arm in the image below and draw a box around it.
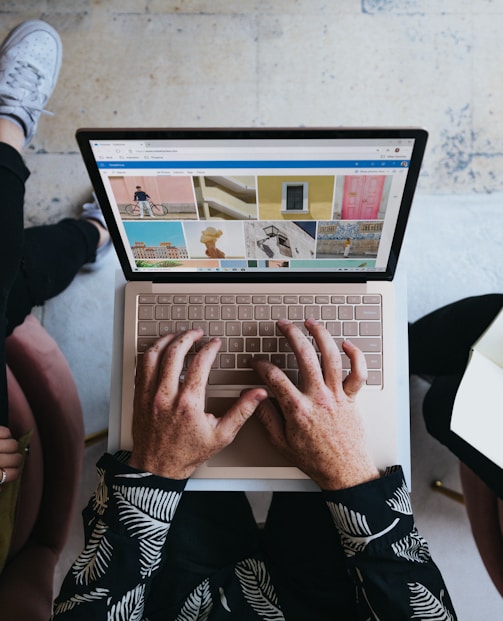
[53,330,267,618]
[52,452,185,618]
[253,318,457,619]
[324,467,457,619]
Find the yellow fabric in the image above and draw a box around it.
[0,430,32,573]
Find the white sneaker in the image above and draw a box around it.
[0,20,62,144]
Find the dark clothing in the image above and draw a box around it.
[53,453,457,620]
[134,190,150,201]
[0,142,99,426]
[409,294,503,498]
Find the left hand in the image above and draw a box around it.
[0,426,23,485]
[129,329,267,479]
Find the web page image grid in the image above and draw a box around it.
[94,139,413,274]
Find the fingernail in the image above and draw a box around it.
[277,318,290,327]
[305,317,318,327]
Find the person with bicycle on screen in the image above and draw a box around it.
[133,185,154,218]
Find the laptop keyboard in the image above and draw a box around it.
[136,293,382,387]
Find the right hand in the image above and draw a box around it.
[252,319,380,490]
[0,426,23,485]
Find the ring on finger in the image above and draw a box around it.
[0,468,7,486]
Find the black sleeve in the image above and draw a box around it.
[323,466,457,620]
[52,452,186,619]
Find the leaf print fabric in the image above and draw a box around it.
[53,456,457,620]
[235,559,285,620]
[174,579,213,621]
[72,519,113,585]
[409,583,456,620]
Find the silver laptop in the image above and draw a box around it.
[77,127,427,487]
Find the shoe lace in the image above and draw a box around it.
[1,59,53,117]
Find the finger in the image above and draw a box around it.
[182,337,221,399]
[0,437,20,455]
[216,388,268,445]
[0,450,23,470]
[305,318,343,392]
[136,333,179,395]
[157,329,204,396]
[254,398,288,450]
[252,358,300,408]
[0,426,12,440]
[0,465,22,484]
[277,319,324,390]
[342,339,368,398]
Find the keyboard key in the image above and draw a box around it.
[209,322,224,336]
[225,322,241,336]
[304,306,320,320]
[188,306,204,320]
[338,306,353,320]
[242,322,258,336]
[220,354,236,368]
[229,338,244,352]
[351,337,381,352]
[205,306,220,320]
[238,306,254,320]
[159,321,175,335]
[271,305,287,320]
[356,306,381,320]
[221,305,237,320]
[172,306,187,320]
[321,306,337,320]
[288,306,303,320]
[245,338,261,352]
[262,337,278,352]
[255,306,270,320]
[343,322,358,336]
[360,322,381,336]
[155,306,171,320]
[365,354,382,369]
[138,321,158,336]
[367,370,382,385]
[138,305,154,320]
[259,322,275,336]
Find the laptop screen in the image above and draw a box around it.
[77,128,427,283]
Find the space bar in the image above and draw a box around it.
[208,370,262,385]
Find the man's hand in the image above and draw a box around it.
[253,318,379,490]
[0,426,23,484]
[129,329,267,479]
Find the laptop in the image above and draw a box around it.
[77,127,427,488]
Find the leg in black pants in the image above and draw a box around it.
[144,492,260,618]
[144,490,354,620]
[262,492,355,620]
[409,294,503,498]
[0,142,28,424]
[0,142,100,425]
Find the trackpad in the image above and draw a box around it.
[206,397,292,468]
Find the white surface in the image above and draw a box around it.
[451,309,503,469]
